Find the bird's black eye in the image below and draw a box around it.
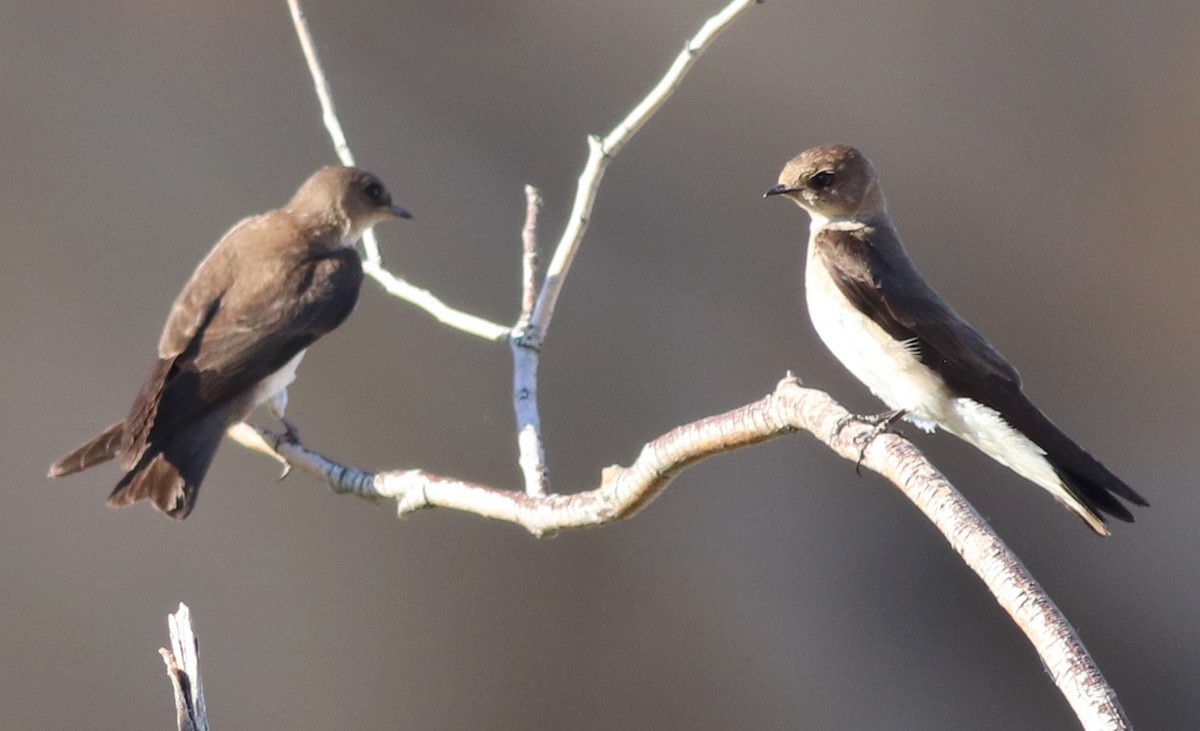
[809,170,835,190]
[364,182,384,201]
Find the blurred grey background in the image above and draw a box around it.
[3,1,1197,728]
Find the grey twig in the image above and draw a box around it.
[511,185,549,496]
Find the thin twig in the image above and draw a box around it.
[286,0,509,339]
[527,0,758,343]
[505,0,758,499]
[516,185,543,332]
[512,185,549,496]
[362,260,511,341]
[286,0,355,168]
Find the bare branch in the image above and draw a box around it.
[228,377,1129,729]
[809,405,1133,731]
[228,378,797,535]
[513,354,549,498]
[516,185,543,332]
[528,0,759,341]
[282,0,760,491]
[361,260,511,341]
[512,186,549,496]
[158,603,208,731]
[286,0,355,168]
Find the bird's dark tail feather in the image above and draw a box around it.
[48,422,125,477]
[991,388,1148,535]
[107,410,228,520]
[108,452,195,519]
[108,402,236,519]
[1050,440,1149,535]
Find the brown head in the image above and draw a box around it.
[764,144,887,222]
[287,166,412,246]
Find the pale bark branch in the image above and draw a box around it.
[512,186,549,497]
[228,377,1129,729]
[285,0,354,169]
[360,260,511,341]
[517,185,542,332]
[158,603,208,731]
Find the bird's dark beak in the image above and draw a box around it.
[763,183,793,199]
[389,203,413,220]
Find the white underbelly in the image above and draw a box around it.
[803,235,1067,505]
[804,245,949,431]
[251,349,306,410]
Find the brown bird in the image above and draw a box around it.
[49,166,410,519]
[766,144,1147,534]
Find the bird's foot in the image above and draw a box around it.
[273,418,302,480]
[279,416,301,445]
[833,409,906,475]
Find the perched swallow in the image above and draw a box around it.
[49,166,411,518]
[766,144,1147,534]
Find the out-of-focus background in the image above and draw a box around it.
[3,1,1196,728]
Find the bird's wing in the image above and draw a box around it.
[180,247,363,409]
[156,217,262,360]
[813,225,1145,521]
[813,224,1020,390]
[121,217,362,466]
[118,218,253,467]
